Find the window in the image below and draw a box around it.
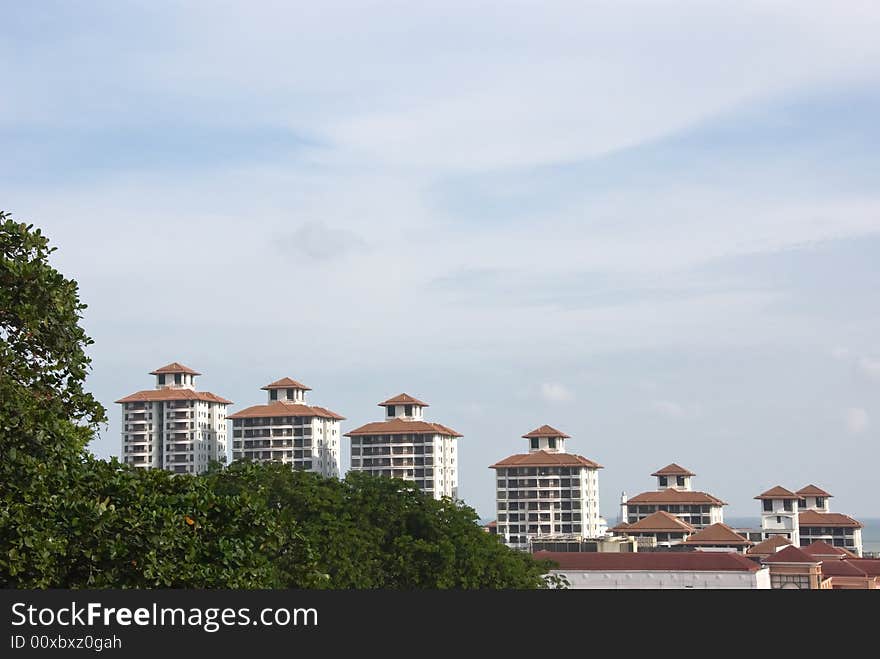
[676,476,685,487]
[799,498,807,509]
[287,388,294,399]
[783,500,793,512]
[270,390,278,400]
[547,438,556,449]
[658,476,667,487]
[157,374,165,385]
[776,516,782,524]
[763,500,773,512]
[175,373,181,384]
[815,497,824,508]
[530,438,539,450]
[387,406,395,417]
[404,405,413,416]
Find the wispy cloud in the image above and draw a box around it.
[540,383,574,403]
[858,356,880,381]
[275,221,366,261]
[844,407,869,434]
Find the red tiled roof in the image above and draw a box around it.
[803,541,857,558]
[682,523,752,546]
[490,450,602,469]
[747,535,792,555]
[378,393,429,407]
[521,425,571,439]
[116,389,231,404]
[149,362,201,375]
[626,489,726,506]
[796,484,833,498]
[536,551,761,572]
[820,560,867,577]
[850,559,880,577]
[799,510,863,528]
[612,510,694,533]
[761,545,821,564]
[228,401,345,420]
[345,417,460,437]
[755,486,800,500]
[261,377,311,391]
[651,463,695,477]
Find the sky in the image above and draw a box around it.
[2,1,880,519]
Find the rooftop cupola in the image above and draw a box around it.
[521,425,570,453]
[262,377,311,404]
[379,393,428,420]
[150,362,200,390]
[651,463,695,491]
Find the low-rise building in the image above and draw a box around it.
[611,510,693,549]
[760,545,825,589]
[538,551,770,589]
[681,523,753,553]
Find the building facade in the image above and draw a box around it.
[228,377,344,478]
[540,551,770,589]
[623,464,725,530]
[755,484,863,556]
[116,362,231,474]
[345,394,462,498]
[490,425,603,551]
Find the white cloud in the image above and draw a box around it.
[858,357,880,381]
[650,400,699,420]
[540,383,574,403]
[844,407,869,434]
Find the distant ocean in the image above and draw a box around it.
[725,517,880,555]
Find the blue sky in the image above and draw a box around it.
[3,1,880,518]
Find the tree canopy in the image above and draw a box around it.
[0,212,550,589]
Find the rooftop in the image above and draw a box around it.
[682,523,752,546]
[755,485,800,500]
[116,389,231,404]
[796,484,833,498]
[761,545,821,564]
[536,551,762,572]
[626,489,726,506]
[261,377,311,391]
[651,463,695,477]
[228,401,344,420]
[521,425,571,439]
[798,510,863,528]
[747,535,792,555]
[802,541,857,559]
[345,417,461,437]
[612,510,694,533]
[490,450,602,469]
[378,393,429,407]
[149,362,201,376]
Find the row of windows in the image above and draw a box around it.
[498,513,583,522]
[497,478,581,488]
[352,446,434,455]
[351,435,439,444]
[657,475,688,487]
[498,490,582,500]
[500,501,583,510]
[499,524,583,535]
[495,467,588,477]
[801,527,855,537]
[630,505,713,514]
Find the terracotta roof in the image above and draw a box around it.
[536,551,761,572]
[799,510,863,528]
[612,510,694,533]
[747,535,792,555]
[261,377,311,391]
[651,463,695,477]
[345,417,460,437]
[851,559,880,577]
[626,489,726,506]
[378,393,429,407]
[521,425,571,439]
[796,484,833,498]
[820,560,867,577]
[682,523,752,546]
[490,450,602,469]
[484,521,497,529]
[803,541,857,558]
[149,362,201,376]
[116,389,231,404]
[755,486,800,500]
[761,545,821,564]
[228,401,345,420]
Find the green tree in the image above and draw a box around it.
[1,214,551,589]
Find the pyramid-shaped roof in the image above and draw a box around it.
[613,510,694,533]
[150,362,201,375]
[378,393,429,407]
[755,485,799,500]
[261,377,311,391]
[522,425,571,439]
[651,463,695,477]
[761,545,820,564]
[683,523,752,545]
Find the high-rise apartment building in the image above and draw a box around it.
[117,362,231,474]
[345,393,462,498]
[490,425,603,551]
[228,377,344,477]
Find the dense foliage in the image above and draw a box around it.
[0,212,550,588]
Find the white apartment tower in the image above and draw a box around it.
[491,425,603,551]
[345,394,462,499]
[117,362,231,474]
[228,377,344,478]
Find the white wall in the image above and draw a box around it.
[551,568,770,589]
